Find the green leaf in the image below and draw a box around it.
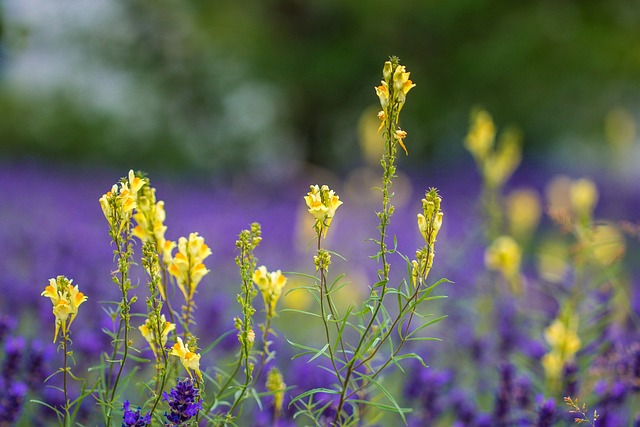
[308,343,330,363]
[367,377,410,424]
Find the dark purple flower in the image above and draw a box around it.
[535,396,555,427]
[0,379,28,425]
[2,336,25,382]
[122,400,151,427]
[163,378,202,426]
[493,362,514,425]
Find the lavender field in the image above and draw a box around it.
[1,116,640,426]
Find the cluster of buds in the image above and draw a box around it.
[168,232,212,302]
[170,337,202,380]
[41,276,87,342]
[139,313,175,358]
[252,266,287,319]
[374,58,415,155]
[464,108,522,189]
[304,185,343,238]
[412,189,443,287]
[541,315,581,389]
[99,170,144,233]
[313,249,332,273]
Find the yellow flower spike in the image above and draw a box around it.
[168,233,211,302]
[266,367,287,418]
[171,336,202,380]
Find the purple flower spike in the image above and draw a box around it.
[122,400,151,427]
[163,378,202,426]
[0,380,28,424]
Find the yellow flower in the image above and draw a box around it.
[171,336,202,379]
[304,185,343,238]
[266,367,286,418]
[139,314,175,356]
[99,172,140,232]
[569,178,598,220]
[464,108,495,162]
[542,315,581,389]
[485,236,522,293]
[394,129,408,155]
[168,232,211,301]
[544,318,581,357]
[253,266,287,318]
[374,81,390,111]
[41,276,87,342]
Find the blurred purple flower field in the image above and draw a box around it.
[1,158,639,426]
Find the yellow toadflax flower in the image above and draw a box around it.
[41,276,88,343]
[485,235,522,293]
[139,314,175,357]
[374,59,415,154]
[253,266,287,318]
[168,232,212,301]
[99,170,144,232]
[266,367,287,419]
[541,315,581,391]
[304,185,343,238]
[171,336,202,380]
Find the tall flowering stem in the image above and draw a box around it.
[331,58,416,423]
[140,240,175,414]
[41,276,87,425]
[206,223,261,422]
[304,184,347,378]
[98,170,143,426]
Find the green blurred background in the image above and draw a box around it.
[1,0,639,179]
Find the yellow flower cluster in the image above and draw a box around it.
[168,232,212,302]
[131,174,176,266]
[139,314,175,357]
[465,108,522,189]
[253,266,287,319]
[541,316,581,387]
[304,185,343,238]
[99,170,144,232]
[412,189,444,286]
[171,336,202,380]
[374,59,416,155]
[417,188,443,248]
[41,276,88,342]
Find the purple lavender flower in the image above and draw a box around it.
[535,396,555,427]
[163,378,202,426]
[2,336,25,382]
[122,400,151,427]
[0,379,28,425]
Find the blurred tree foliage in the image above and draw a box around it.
[1,0,639,176]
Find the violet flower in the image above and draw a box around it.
[163,377,202,426]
